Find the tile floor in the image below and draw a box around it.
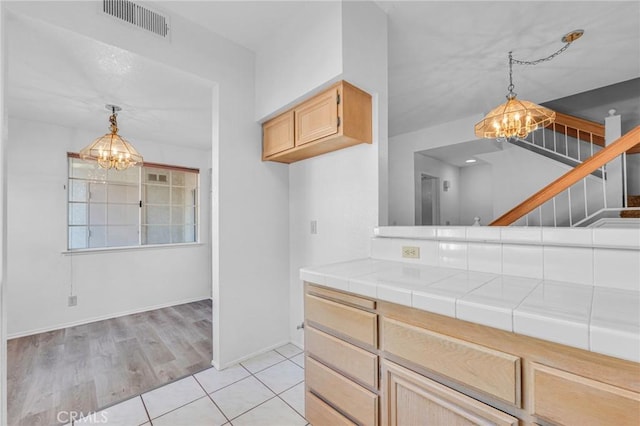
[71,344,306,426]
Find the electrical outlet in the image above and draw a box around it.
[402,246,420,259]
[68,295,77,307]
[310,220,318,235]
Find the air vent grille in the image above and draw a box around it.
[103,0,169,38]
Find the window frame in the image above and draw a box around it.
[66,153,201,252]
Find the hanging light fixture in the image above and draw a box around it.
[474,29,584,142]
[80,104,143,170]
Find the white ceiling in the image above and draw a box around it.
[162,0,640,137]
[6,1,640,154]
[7,12,214,149]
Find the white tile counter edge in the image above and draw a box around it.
[300,259,640,364]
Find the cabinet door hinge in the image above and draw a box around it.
[337,93,341,104]
[337,116,341,127]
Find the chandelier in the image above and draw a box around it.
[475,30,584,141]
[79,105,143,170]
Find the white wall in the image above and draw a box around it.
[4,1,290,368]
[254,2,343,120]
[0,2,7,423]
[389,114,481,226]
[6,118,212,336]
[288,1,388,347]
[459,163,493,226]
[414,153,460,226]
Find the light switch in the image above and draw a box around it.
[310,220,318,234]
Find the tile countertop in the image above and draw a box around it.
[300,258,640,363]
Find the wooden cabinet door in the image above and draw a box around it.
[381,359,518,426]
[263,111,294,158]
[295,88,338,146]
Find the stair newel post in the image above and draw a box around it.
[604,110,623,209]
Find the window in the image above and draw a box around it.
[68,155,199,250]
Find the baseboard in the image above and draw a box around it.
[214,339,292,370]
[7,296,211,339]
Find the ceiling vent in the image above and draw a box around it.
[102,0,170,38]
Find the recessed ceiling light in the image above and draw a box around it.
[465,159,477,163]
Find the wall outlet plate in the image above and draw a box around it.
[402,246,420,259]
[68,295,77,307]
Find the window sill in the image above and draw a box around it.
[62,242,204,255]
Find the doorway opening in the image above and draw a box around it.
[418,174,440,225]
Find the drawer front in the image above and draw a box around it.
[307,284,376,310]
[381,317,521,406]
[306,391,356,426]
[306,325,378,389]
[531,362,640,426]
[306,293,377,348]
[306,356,378,426]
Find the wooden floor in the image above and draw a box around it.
[7,299,212,426]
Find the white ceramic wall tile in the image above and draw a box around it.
[438,242,468,270]
[592,228,640,248]
[436,227,467,239]
[374,226,437,239]
[502,244,543,279]
[467,242,502,274]
[542,228,593,246]
[466,227,501,242]
[500,227,542,244]
[543,246,593,285]
[593,248,640,291]
[390,238,439,265]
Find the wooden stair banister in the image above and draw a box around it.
[547,112,605,147]
[490,126,640,226]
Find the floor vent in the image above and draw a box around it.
[102,0,170,38]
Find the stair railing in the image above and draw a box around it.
[490,126,640,227]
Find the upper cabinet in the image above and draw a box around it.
[262,80,372,163]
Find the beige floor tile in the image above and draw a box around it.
[152,396,227,426]
[211,376,275,420]
[240,351,286,374]
[142,376,206,419]
[195,364,250,394]
[279,382,305,418]
[255,360,304,394]
[231,396,307,426]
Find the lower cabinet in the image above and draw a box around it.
[381,359,518,426]
[304,283,640,426]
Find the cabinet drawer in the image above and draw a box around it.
[306,357,378,426]
[381,317,521,406]
[306,325,378,389]
[306,391,356,426]
[306,293,377,348]
[531,362,640,426]
[307,284,376,310]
